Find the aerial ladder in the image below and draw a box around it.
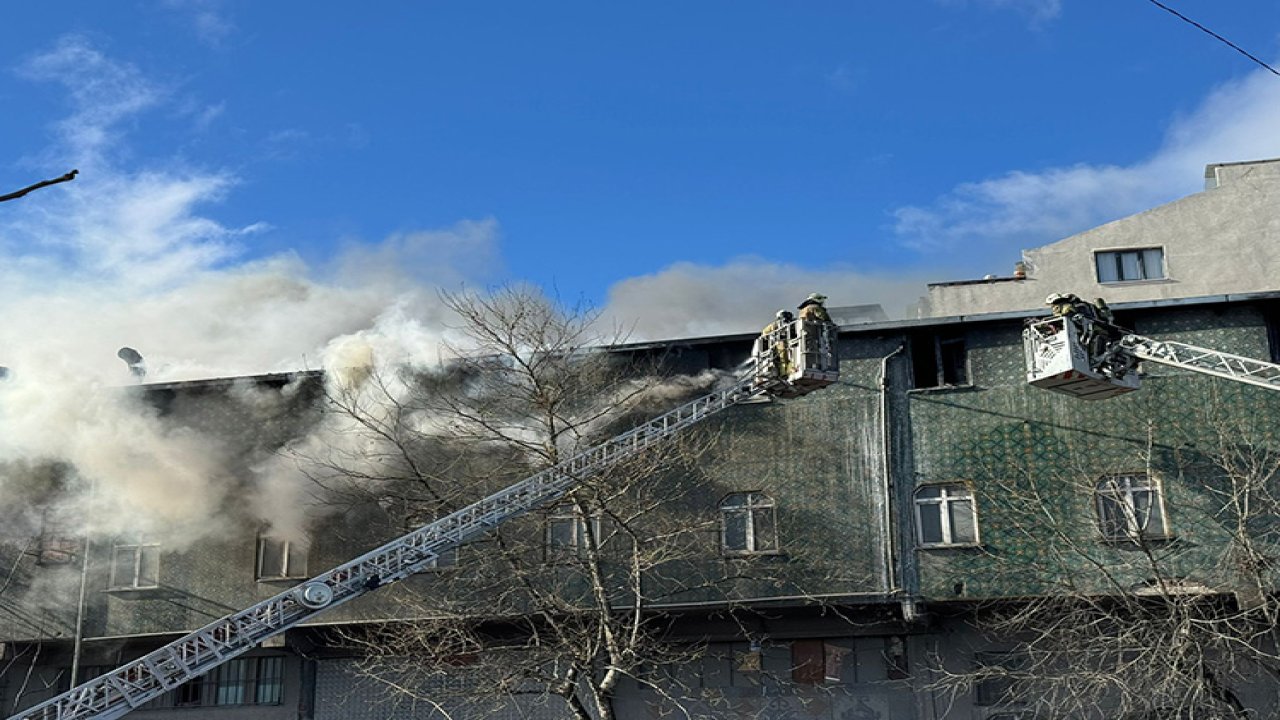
[1024,304,1280,399]
[11,319,841,720]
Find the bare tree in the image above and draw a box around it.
[296,286,744,720]
[930,385,1280,719]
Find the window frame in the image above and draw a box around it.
[255,535,309,581]
[146,656,284,708]
[910,332,970,389]
[36,508,80,566]
[1094,247,1166,284]
[108,538,161,590]
[545,504,603,560]
[719,491,779,557]
[1095,473,1171,543]
[914,483,980,548]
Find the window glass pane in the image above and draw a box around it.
[1142,248,1164,279]
[1096,253,1120,283]
[723,511,748,552]
[285,542,308,576]
[949,500,977,543]
[138,546,160,587]
[256,657,284,704]
[918,505,944,544]
[258,539,285,578]
[916,486,942,499]
[1098,495,1126,539]
[752,508,777,551]
[791,640,825,684]
[549,518,576,548]
[216,660,247,705]
[1119,251,1142,280]
[109,546,134,587]
[722,493,746,509]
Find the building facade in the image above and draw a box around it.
[4,161,1280,719]
[918,157,1280,319]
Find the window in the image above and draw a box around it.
[720,492,778,555]
[108,538,160,589]
[1096,474,1169,542]
[791,639,853,685]
[256,536,308,580]
[914,484,979,547]
[1095,247,1165,283]
[37,508,80,566]
[546,504,602,559]
[975,651,1028,706]
[911,332,968,388]
[416,545,459,571]
[147,656,284,708]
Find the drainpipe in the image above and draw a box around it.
[69,477,96,687]
[878,345,905,598]
[69,535,91,686]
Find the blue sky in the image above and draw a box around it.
[1,1,1279,373]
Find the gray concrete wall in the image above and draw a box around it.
[920,158,1280,317]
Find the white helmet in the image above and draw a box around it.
[1045,293,1067,305]
[807,292,827,303]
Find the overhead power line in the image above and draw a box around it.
[1145,0,1280,78]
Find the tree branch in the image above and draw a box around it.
[0,170,78,203]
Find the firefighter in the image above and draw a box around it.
[1047,294,1114,370]
[798,292,832,324]
[759,310,795,379]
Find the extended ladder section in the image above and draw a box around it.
[13,320,839,720]
[1024,315,1280,399]
[1119,335,1280,392]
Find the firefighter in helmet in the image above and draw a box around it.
[760,310,795,380]
[798,292,832,324]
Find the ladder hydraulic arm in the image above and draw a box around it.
[12,320,839,720]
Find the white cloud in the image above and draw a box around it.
[160,0,236,47]
[940,0,1062,24]
[891,66,1280,257]
[17,36,162,165]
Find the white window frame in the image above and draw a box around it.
[108,538,161,589]
[914,483,980,548]
[255,535,309,580]
[1096,473,1170,542]
[719,492,779,556]
[1094,247,1166,283]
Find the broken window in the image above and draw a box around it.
[108,538,161,589]
[914,484,979,547]
[256,535,309,580]
[1095,247,1164,283]
[36,508,80,566]
[790,639,853,685]
[911,332,968,388]
[1096,474,1169,542]
[720,492,777,555]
